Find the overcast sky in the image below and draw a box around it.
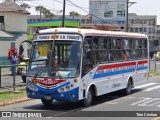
[17,0,160,24]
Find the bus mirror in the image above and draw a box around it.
[19,40,32,63]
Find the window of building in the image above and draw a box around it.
[130,28,133,32]
[0,16,4,23]
[143,28,147,32]
[135,28,138,32]
[121,26,124,29]
[152,36,155,40]
[139,28,142,32]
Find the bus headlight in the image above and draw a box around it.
[26,82,38,91]
[60,88,64,92]
[65,86,70,90]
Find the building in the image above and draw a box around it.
[119,13,157,41]
[117,13,157,55]
[0,0,30,64]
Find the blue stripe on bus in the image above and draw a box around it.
[138,66,148,71]
[93,67,148,79]
[93,68,135,79]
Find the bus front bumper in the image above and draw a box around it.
[26,87,79,101]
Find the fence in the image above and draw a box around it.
[149,54,160,71]
[0,64,28,92]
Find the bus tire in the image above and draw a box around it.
[83,88,93,107]
[123,80,132,95]
[41,99,53,106]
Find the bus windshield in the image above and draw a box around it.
[28,40,81,78]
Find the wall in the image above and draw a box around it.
[0,34,28,65]
[0,13,28,32]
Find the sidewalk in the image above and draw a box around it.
[1,67,11,76]
[0,67,25,92]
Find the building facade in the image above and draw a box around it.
[0,0,30,64]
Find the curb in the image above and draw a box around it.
[1,74,11,77]
[0,97,32,106]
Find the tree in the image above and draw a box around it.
[69,11,79,19]
[20,3,30,9]
[35,6,54,20]
[35,6,44,20]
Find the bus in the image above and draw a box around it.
[21,27,149,107]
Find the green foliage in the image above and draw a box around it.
[69,11,80,19]
[149,70,160,76]
[0,89,26,101]
[35,6,54,19]
[20,3,30,9]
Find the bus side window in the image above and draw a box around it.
[122,39,132,60]
[92,37,99,66]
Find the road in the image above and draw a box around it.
[0,75,160,120]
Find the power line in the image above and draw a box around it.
[18,0,61,13]
[53,0,89,10]
[67,0,88,13]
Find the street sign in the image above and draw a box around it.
[153,40,159,46]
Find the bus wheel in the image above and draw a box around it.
[123,80,132,95]
[41,99,53,106]
[83,88,93,107]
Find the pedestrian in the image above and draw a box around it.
[19,45,24,62]
[11,51,18,76]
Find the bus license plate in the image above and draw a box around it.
[44,95,52,100]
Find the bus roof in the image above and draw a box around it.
[39,27,148,39]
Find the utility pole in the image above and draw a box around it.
[62,0,66,27]
[126,0,136,32]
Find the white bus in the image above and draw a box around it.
[22,27,149,107]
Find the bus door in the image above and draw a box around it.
[82,38,93,85]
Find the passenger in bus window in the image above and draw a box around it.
[108,51,115,61]
[122,50,127,60]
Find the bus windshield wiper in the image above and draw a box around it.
[34,66,46,78]
[33,59,48,78]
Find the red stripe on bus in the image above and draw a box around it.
[138,60,148,64]
[97,62,135,70]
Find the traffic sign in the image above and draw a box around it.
[153,40,159,46]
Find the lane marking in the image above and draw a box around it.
[131,98,152,106]
[106,96,136,104]
[143,85,160,91]
[134,83,157,89]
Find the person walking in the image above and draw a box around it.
[11,51,18,76]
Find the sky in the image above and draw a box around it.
[15,0,160,24]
